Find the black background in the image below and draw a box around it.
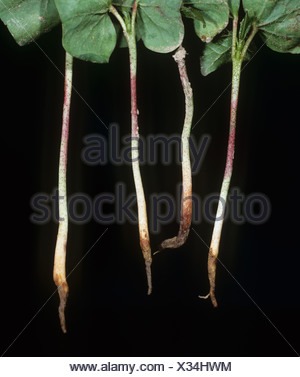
[1,17,300,357]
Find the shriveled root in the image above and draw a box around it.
[57,281,69,333]
[198,253,218,307]
[53,229,69,332]
[207,252,218,307]
[54,268,69,333]
[154,230,190,256]
[145,260,152,295]
[141,244,152,295]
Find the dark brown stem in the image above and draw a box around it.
[155,46,194,255]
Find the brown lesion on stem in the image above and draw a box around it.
[155,46,194,255]
[140,234,152,295]
[53,229,69,333]
[155,192,192,254]
[207,252,218,307]
[54,272,69,333]
[199,250,218,308]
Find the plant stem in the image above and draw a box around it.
[53,52,73,333]
[203,22,258,307]
[231,16,239,59]
[110,2,152,294]
[154,46,194,254]
[205,57,242,307]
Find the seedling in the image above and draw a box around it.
[198,0,300,306]
[155,45,194,254]
[154,0,230,254]
[109,1,153,294]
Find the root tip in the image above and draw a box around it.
[198,293,210,300]
[211,296,218,308]
[57,283,68,334]
[145,260,152,296]
[199,292,218,307]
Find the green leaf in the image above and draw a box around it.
[184,0,229,43]
[181,5,206,25]
[200,31,255,75]
[243,0,300,54]
[55,0,117,63]
[114,0,135,8]
[137,0,184,53]
[228,0,240,17]
[0,0,60,46]
[200,34,232,75]
[242,0,276,22]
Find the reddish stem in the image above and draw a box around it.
[109,2,152,294]
[203,57,242,307]
[53,52,73,332]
